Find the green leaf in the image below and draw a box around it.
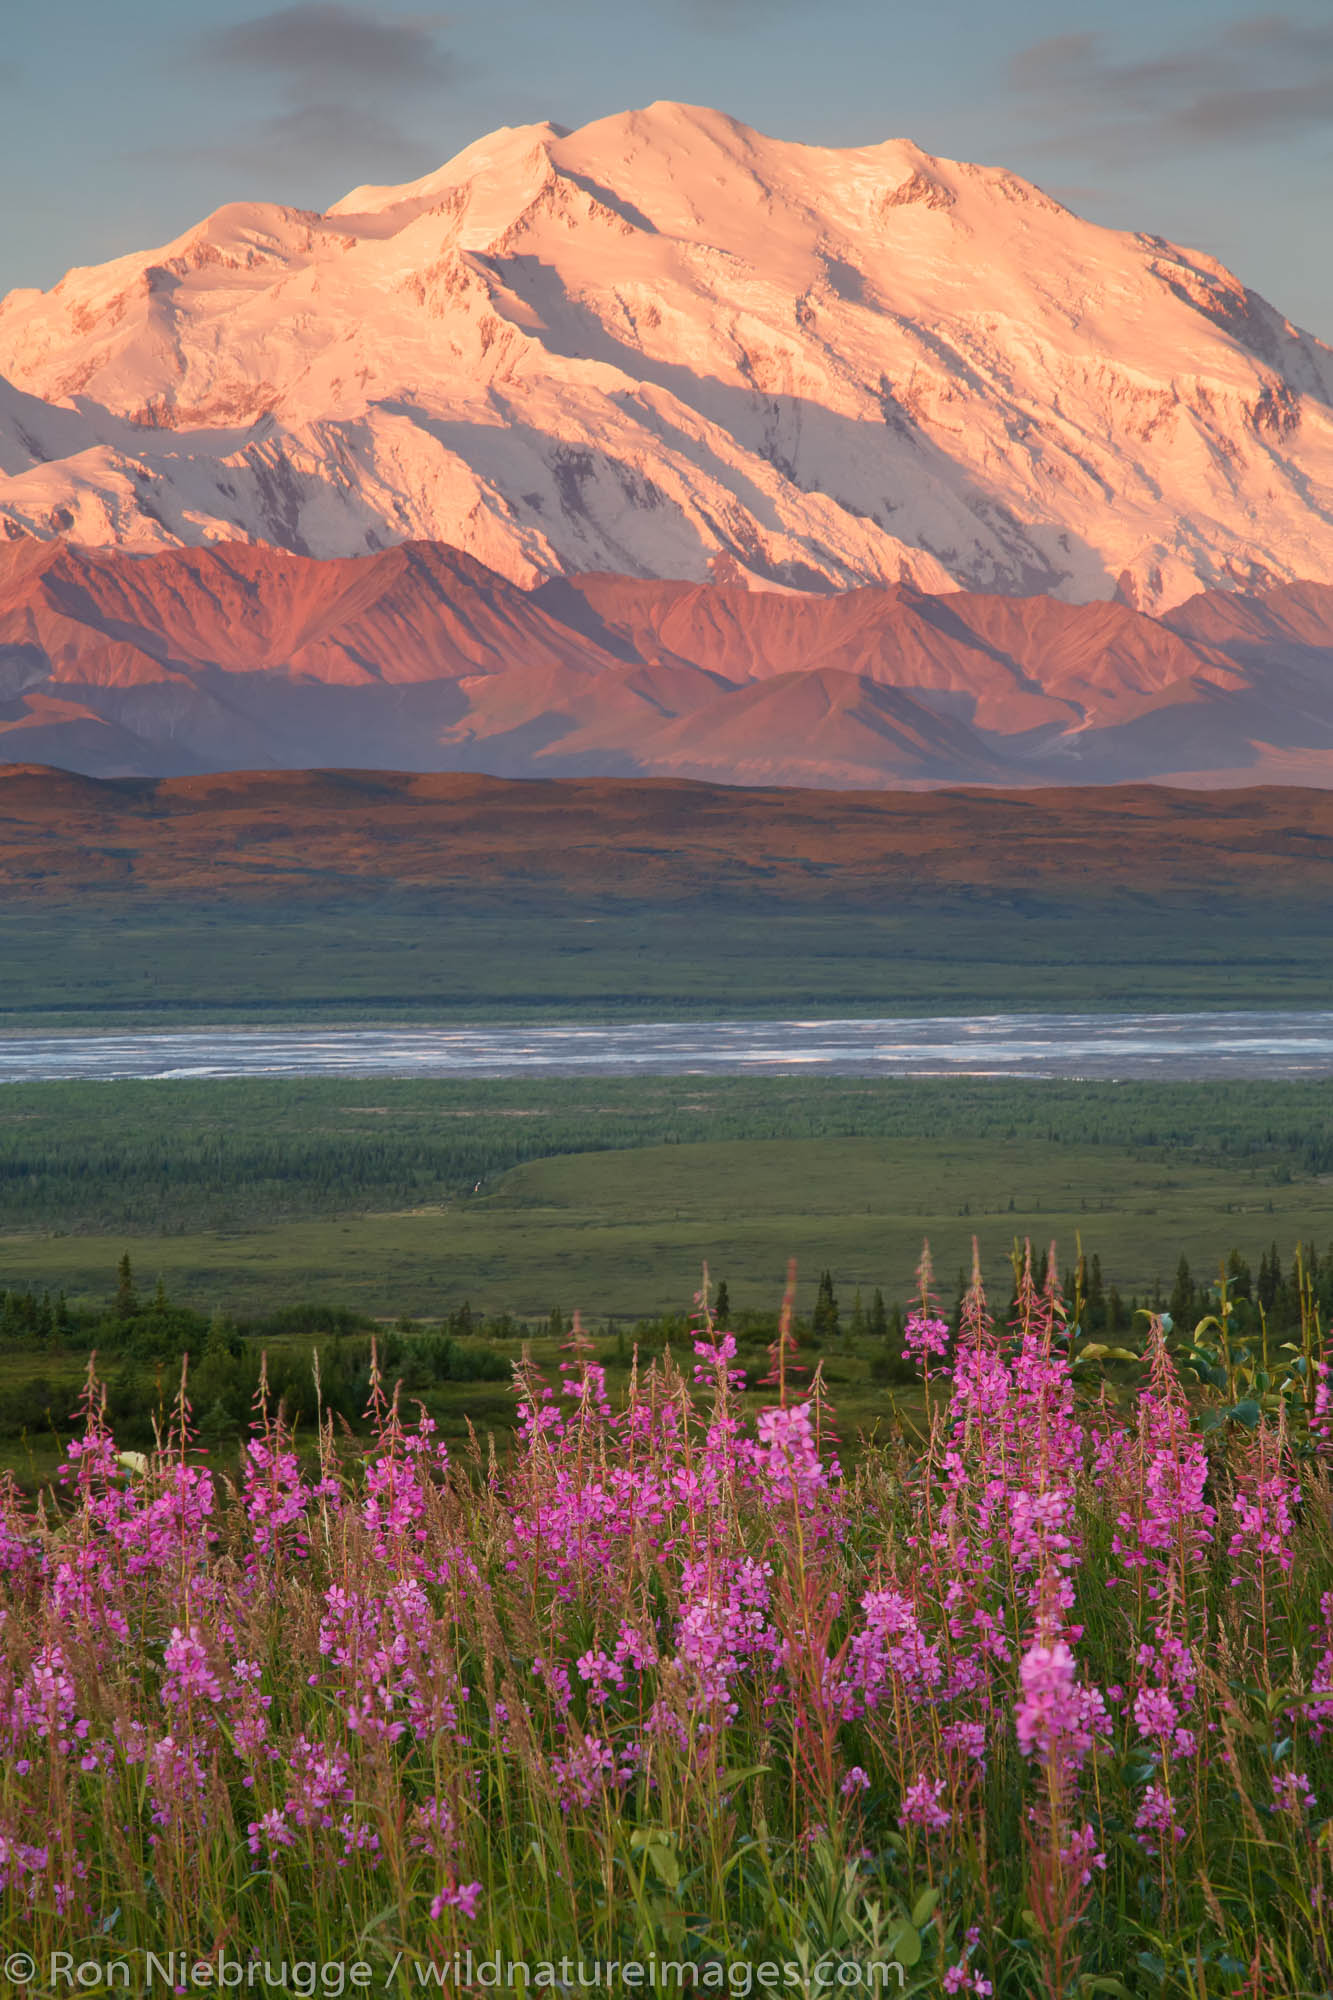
[910,1886,940,1927]
[717,1764,770,1789]
[1136,1953,1167,1984]
[1228,1398,1262,1428]
[1080,1980,1135,1999]
[884,1923,922,1969]
[645,1843,679,1892]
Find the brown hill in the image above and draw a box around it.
[1,540,1331,785]
[2,765,1332,903]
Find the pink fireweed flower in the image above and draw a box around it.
[942,1719,990,1771]
[839,1766,870,1797]
[692,1333,747,1390]
[241,1436,315,1556]
[1312,1361,1333,1452]
[409,1796,458,1861]
[550,1732,619,1810]
[1229,1465,1298,1579]
[943,1965,993,1999]
[145,1734,209,1829]
[24,1645,77,1742]
[1135,1783,1186,1855]
[161,1627,223,1709]
[1059,1821,1107,1887]
[284,1736,353,1827]
[1271,1771,1316,1815]
[755,1402,830,1508]
[430,1880,482,1922]
[898,1772,951,1834]
[1014,1636,1109,1776]
[338,1815,381,1868]
[904,1311,951,1367]
[1133,1685,1180,1740]
[247,1808,296,1858]
[846,1587,942,1713]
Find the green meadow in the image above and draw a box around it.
[2,888,1333,1026]
[1,1074,1330,1316]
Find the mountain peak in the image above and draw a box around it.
[327,119,571,220]
[0,106,1329,610]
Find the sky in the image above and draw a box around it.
[4,0,1332,339]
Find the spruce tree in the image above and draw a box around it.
[1258,1245,1281,1312]
[1169,1255,1195,1329]
[812,1270,840,1343]
[714,1281,731,1326]
[868,1288,888,1340]
[114,1253,137,1321]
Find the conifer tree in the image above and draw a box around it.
[812,1270,840,1343]
[114,1253,137,1321]
[1169,1255,1195,1329]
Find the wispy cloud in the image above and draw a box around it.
[180,4,459,183]
[196,3,454,92]
[1010,11,1333,162]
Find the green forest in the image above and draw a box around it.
[3,885,1333,1027]
[2,1071,1332,1231]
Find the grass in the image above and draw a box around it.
[3,888,1333,1026]
[2,1073,1331,1314]
[0,1130,1327,1316]
[0,1325,925,1490]
[2,1070,1331,1254]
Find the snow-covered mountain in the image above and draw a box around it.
[1,103,1330,613]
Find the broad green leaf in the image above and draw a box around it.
[910,1885,940,1927]
[645,1843,679,1891]
[884,1923,922,1968]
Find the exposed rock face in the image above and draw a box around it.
[0,104,1330,611]
[1,537,1332,786]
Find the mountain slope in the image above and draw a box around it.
[0,104,1330,610]
[5,765,1333,903]
[1,538,1331,785]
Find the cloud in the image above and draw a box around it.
[177,5,459,187]
[1010,11,1333,161]
[195,4,454,92]
[196,102,434,178]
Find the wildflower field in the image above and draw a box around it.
[2,1247,1331,1998]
